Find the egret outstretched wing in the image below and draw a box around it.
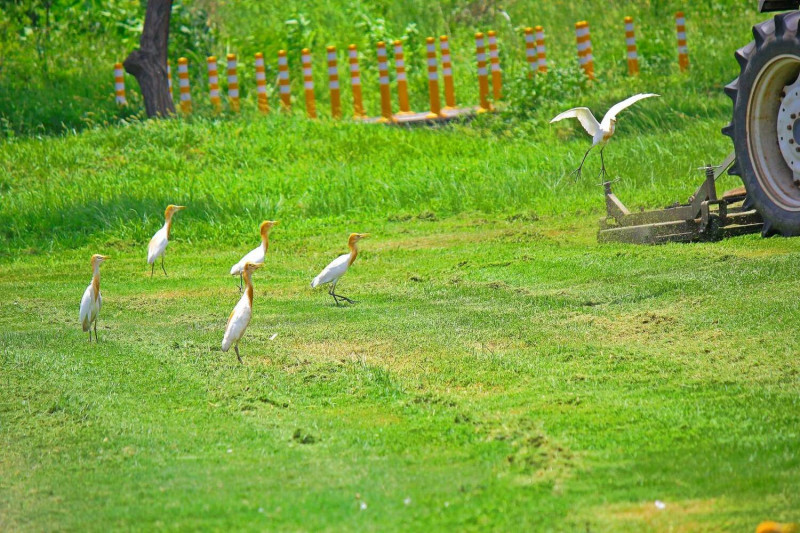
[602,93,660,125]
[550,107,600,137]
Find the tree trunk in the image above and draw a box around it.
[124,0,174,117]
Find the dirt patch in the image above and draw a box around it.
[578,497,723,532]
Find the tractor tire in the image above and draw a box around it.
[723,11,800,236]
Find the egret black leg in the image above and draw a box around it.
[161,256,167,276]
[94,321,99,342]
[599,147,607,179]
[573,146,593,181]
[151,263,155,277]
[88,329,92,342]
[328,286,340,306]
[235,344,242,364]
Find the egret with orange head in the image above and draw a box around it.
[79,254,109,342]
[311,233,369,305]
[230,221,278,290]
[147,204,186,276]
[222,262,263,364]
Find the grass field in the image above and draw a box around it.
[2,0,800,531]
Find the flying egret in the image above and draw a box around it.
[550,93,659,179]
[311,233,369,305]
[147,204,186,277]
[221,262,263,364]
[230,220,278,290]
[79,254,108,342]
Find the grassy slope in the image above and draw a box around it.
[2,1,800,530]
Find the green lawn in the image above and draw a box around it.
[1,115,800,530]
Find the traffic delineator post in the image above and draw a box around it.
[178,57,192,114]
[254,52,269,114]
[393,40,413,116]
[487,30,502,101]
[227,53,240,112]
[440,35,456,110]
[348,45,366,119]
[475,32,492,112]
[301,48,316,118]
[114,62,127,106]
[625,17,640,76]
[535,26,548,73]
[524,28,537,77]
[676,12,689,72]
[376,41,394,123]
[426,37,442,118]
[207,56,221,113]
[575,21,595,80]
[327,46,341,119]
[278,50,291,110]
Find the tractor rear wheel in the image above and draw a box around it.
[723,12,800,236]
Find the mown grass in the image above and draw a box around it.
[2,1,800,530]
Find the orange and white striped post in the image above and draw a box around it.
[254,52,269,114]
[207,56,221,113]
[278,50,291,110]
[377,41,393,123]
[177,57,192,114]
[425,37,442,118]
[475,33,491,112]
[440,35,456,110]
[393,40,412,115]
[575,21,595,80]
[524,28,536,77]
[487,30,502,101]
[114,62,127,106]
[535,26,548,73]
[676,12,689,72]
[227,54,240,112]
[167,60,173,102]
[327,46,341,119]
[348,45,366,119]
[301,48,316,118]
[624,17,640,76]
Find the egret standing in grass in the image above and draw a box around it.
[222,262,262,364]
[311,233,369,305]
[79,254,108,342]
[147,204,186,277]
[230,220,278,290]
[550,93,659,179]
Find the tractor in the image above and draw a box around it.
[598,0,800,244]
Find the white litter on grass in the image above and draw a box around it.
[227,448,233,454]
[258,507,264,513]
[270,333,278,340]
[404,497,411,506]
[359,502,367,511]
[444,501,450,508]
[655,500,666,510]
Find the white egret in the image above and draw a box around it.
[311,233,369,305]
[79,254,108,342]
[550,93,659,179]
[230,220,278,290]
[147,204,186,276]
[221,262,262,364]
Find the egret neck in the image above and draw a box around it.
[92,259,101,296]
[243,266,255,305]
[348,234,360,266]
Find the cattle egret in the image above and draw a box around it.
[147,204,186,277]
[79,254,108,342]
[230,220,278,290]
[550,93,659,179]
[221,262,263,364]
[311,233,369,305]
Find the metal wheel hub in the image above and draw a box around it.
[777,72,800,184]
[748,55,800,210]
